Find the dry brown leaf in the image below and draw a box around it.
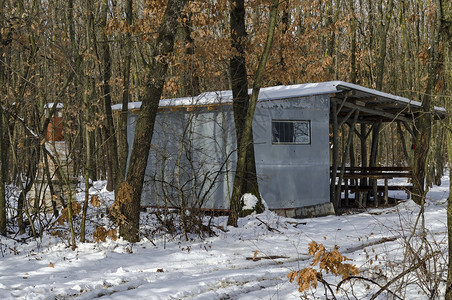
[90,195,101,208]
[252,250,259,261]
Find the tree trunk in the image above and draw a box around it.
[412,2,441,205]
[447,121,452,300]
[375,0,394,91]
[99,0,118,192]
[182,13,200,97]
[0,0,6,236]
[446,29,452,298]
[349,0,357,83]
[81,0,96,242]
[439,1,452,296]
[119,0,187,242]
[117,0,133,186]
[228,0,254,225]
[227,0,267,226]
[0,106,5,236]
[228,0,279,226]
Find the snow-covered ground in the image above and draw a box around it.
[0,175,449,299]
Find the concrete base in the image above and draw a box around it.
[272,202,335,218]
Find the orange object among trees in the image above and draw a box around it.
[46,117,64,141]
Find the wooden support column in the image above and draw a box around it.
[370,120,382,167]
[335,111,359,208]
[358,123,371,206]
[330,102,340,210]
[344,178,349,206]
[356,188,362,207]
[359,124,369,183]
[384,178,389,205]
[370,120,382,206]
[348,121,356,188]
[373,179,379,207]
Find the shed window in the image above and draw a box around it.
[272,120,310,144]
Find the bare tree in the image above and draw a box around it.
[412,1,442,205]
[228,0,279,226]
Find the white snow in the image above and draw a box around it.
[44,102,64,109]
[241,193,259,210]
[110,81,446,115]
[111,82,341,111]
[0,175,450,299]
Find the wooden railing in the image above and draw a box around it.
[331,167,412,207]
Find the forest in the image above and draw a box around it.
[1,0,452,298]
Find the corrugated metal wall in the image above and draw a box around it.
[253,95,330,209]
[126,94,331,210]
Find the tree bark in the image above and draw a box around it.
[119,0,187,242]
[375,0,394,91]
[412,1,441,205]
[182,13,200,97]
[227,0,266,226]
[349,0,357,83]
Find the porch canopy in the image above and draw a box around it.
[329,82,445,122]
[327,81,445,209]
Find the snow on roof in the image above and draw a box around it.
[44,102,64,109]
[334,81,446,113]
[111,82,339,111]
[111,81,446,113]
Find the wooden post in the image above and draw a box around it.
[384,178,389,205]
[349,135,355,186]
[370,120,382,167]
[336,111,359,208]
[330,102,339,209]
[345,178,349,206]
[359,123,368,191]
[356,189,362,207]
[373,179,379,207]
[370,120,382,206]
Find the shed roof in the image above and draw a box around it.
[111,81,445,121]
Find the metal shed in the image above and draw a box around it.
[113,81,445,218]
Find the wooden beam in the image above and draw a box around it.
[331,98,411,123]
[335,91,353,115]
[338,108,357,127]
[355,96,377,102]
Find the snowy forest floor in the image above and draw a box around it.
[0,175,450,299]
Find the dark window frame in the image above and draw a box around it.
[271,120,311,145]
